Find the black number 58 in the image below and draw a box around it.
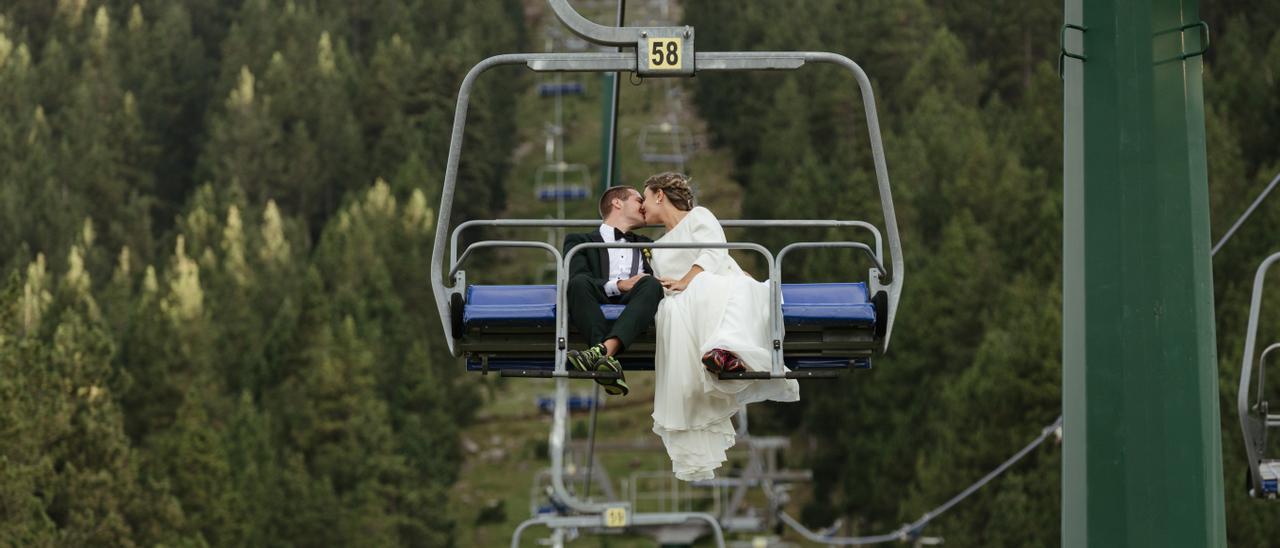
[651,40,679,67]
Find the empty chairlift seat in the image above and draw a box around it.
[538,82,586,97]
[1260,461,1280,497]
[536,185,590,202]
[458,282,880,372]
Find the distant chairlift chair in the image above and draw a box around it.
[1238,251,1280,498]
[639,121,695,166]
[534,162,592,203]
[538,80,586,97]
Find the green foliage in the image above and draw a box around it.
[1,1,524,545]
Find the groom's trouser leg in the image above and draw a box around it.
[567,274,609,345]
[606,276,662,352]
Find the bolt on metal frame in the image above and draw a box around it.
[431,0,902,541]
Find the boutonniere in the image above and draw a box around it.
[642,248,653,262]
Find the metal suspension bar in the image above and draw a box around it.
[546,0,695,78]
[547,0,647,46]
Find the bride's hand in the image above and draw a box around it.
[660,277,689,292]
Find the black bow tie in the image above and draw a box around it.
[613,228,638,242]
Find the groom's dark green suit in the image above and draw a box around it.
[563,230,663,352]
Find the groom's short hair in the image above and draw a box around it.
[598,185,634,219]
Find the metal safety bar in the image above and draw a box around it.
[777,241,886,280]
[1238,251,1280,496]
[449,218,883,271]
[432,50,904,359]
[450,240,563,279]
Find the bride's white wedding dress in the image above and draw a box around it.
[649,206,800,481]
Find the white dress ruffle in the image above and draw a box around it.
[650,207,800,481]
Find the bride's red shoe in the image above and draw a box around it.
[701,348,747,374]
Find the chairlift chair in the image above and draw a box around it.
[538,81,586,97]
[433,0,904,539]
[534,162,592,202]
[437,74,901,382]
[1238,251,1280,498]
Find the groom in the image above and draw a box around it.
[562,185,663,396]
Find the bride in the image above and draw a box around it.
[640,172,800,481]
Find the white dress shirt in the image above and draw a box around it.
[600,223,639,297]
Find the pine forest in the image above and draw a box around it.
[0,0,1277,546]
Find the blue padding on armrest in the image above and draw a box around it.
[463,283,876,328]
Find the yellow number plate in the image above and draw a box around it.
[647,38,683,71]
[603,507,628,528]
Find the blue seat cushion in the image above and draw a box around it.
[781,283,876,327]
[463,283,875,329]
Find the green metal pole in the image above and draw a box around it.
[1062,0,1225,545]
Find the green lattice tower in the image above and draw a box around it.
[1061,0,1226,545]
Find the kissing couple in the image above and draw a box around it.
[562,172,800,482]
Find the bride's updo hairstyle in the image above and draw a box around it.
[643,172,696,211]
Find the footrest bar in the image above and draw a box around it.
[716,370,842,380]
[786,370,841,379]
[498,369,623,379]
[718,371,772,380]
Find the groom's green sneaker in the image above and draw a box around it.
[566,344,606,373]
[592,354,629,396]
[566,345,628,396]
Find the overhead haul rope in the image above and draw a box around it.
[1212,171,1280,256]
[778,415,1064,545]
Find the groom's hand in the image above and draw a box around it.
[617,273,649,293]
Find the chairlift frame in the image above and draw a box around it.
[430,0,904,540]
[1238,251,1280,498]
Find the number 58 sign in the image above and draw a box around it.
[646,38,683,71]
